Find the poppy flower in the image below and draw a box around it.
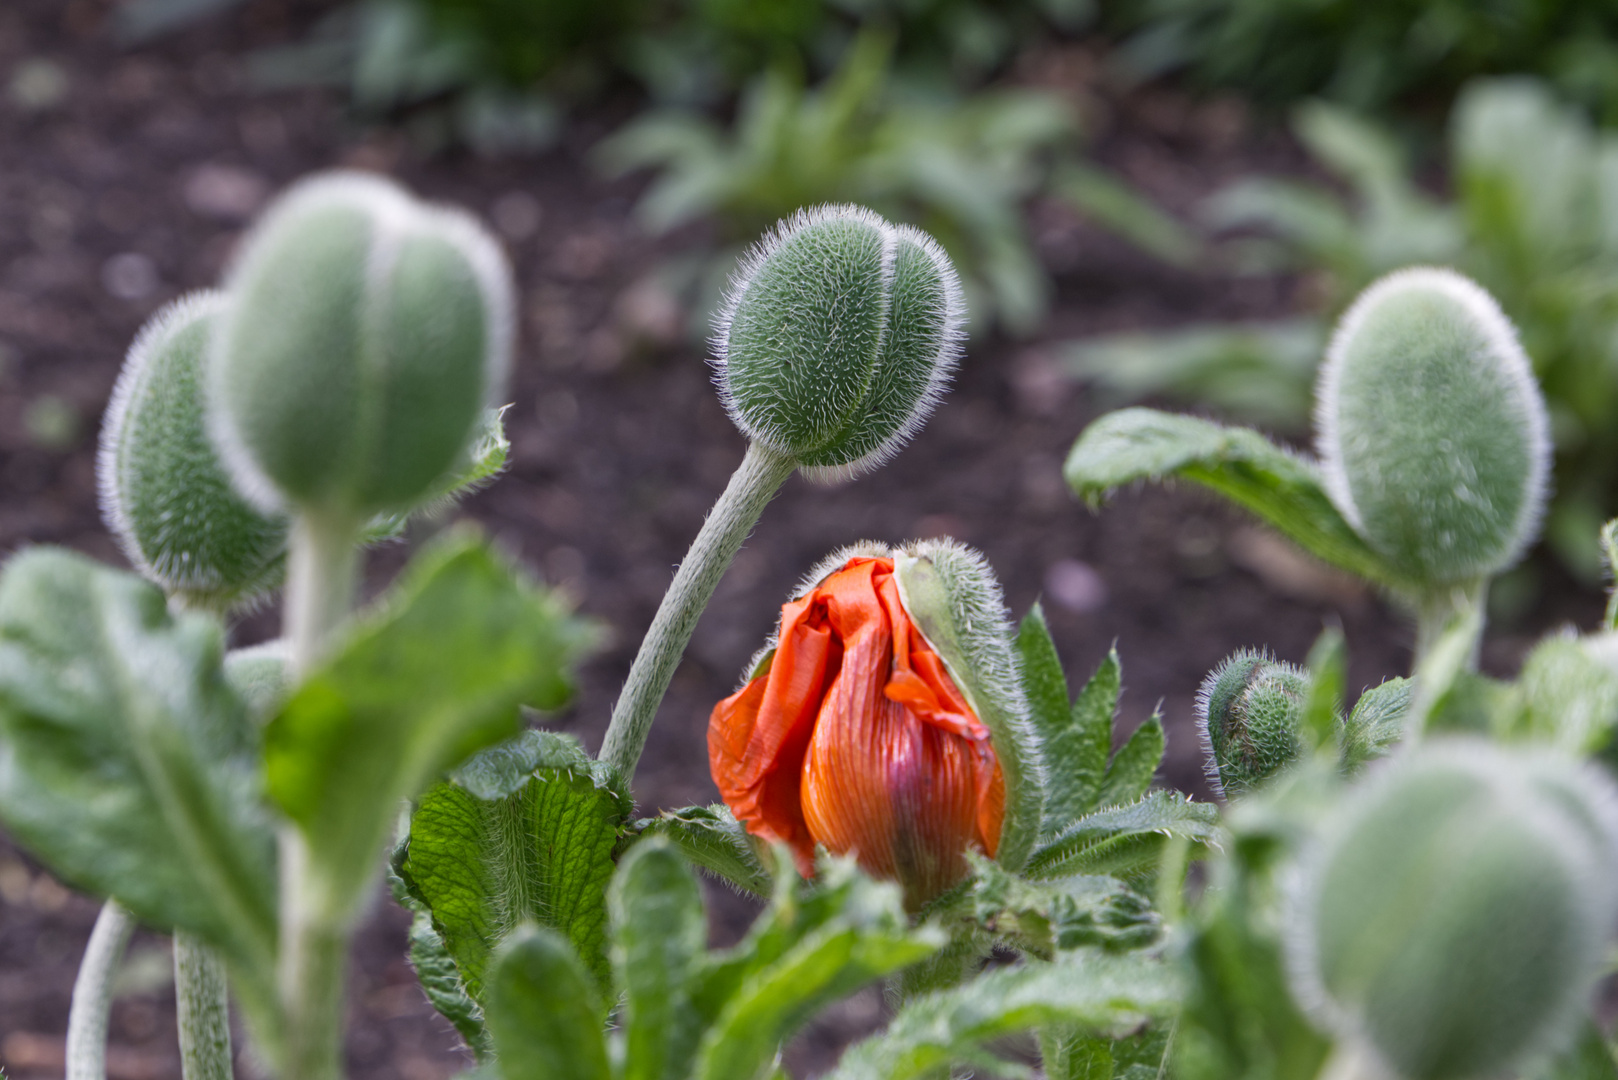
[709,555,1005,905]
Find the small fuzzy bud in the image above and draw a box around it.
[1287,740,1618,1080]
[210,171,514,518]
[1196,650,1309,799]
[713,205,965,482]
[1316,268,1550,585]
[98,292,289,610]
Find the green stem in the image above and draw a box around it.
[600,441,796,779]
[1412,579,1487,673]
[176,933,234,1080]
[67,900,135,1080]
[277,510,363,1080]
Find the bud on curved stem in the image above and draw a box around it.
[601,207,964,780]
[1286,740,1618,1080]
[715,204,965,481]
[1196,650,1310,799]
[99,292,288,613]
[1316,268,1550,593]
[210,171,514,521]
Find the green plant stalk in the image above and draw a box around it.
[66,900,135,1080]
[600,441,795,779]
[277,509,363,1080]
[176,932,234,1080]
[1412,579,1488,673]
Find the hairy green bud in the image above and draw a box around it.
[1287,740,1618,1080]
[1316,268,1550,586]
[1196,650,1309,799]
[210,171,514,518]
[99,292,289,610]
[714,205,965,482]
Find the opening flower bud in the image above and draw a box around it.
[714,205,965,482]
[210,171,514,518]
[1287,740,1618,1080]
[99,292,289,610]
[1316,268,1550,585]
[1196,650,1309,800]
[708,542,1036,908]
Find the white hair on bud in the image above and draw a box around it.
[710,204,966,482]
[1280,740,1618,1077]
[1192,647,1274,802]
[1315,266,1551,568]
[791,540,894,600]
[98,290,231,584]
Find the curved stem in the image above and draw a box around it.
[176,933,234,1080]
[67,900,135,1080]
[277,510,363,1080]
[600,441,796,779]
[1412,579,1487,673]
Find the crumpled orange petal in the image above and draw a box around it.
[708,556,1005,905]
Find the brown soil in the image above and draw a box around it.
[0,2,1603,1078]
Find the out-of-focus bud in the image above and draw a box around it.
[1316,267,1550,585]
[99,292,289,610]
[210,171,514,518]
[713,205,965,482]
[708,540,1039,908]
[1195,650,1309,799]
[1287,740,1618,1080]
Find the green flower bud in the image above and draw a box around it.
[1287,740,1618,1080]
[99,292,289,610]
[1316,268,1550,585]
[210,171,514,518]
[714,205,965,482]
[1196,650,1310,799]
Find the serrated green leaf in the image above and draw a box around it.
[690,910,943,1080]
[408,907,491,1058]
[1342,677,1410,771]
[966,855,1159,959]
[1041,1024,1170,1080]
[612,838,708,1080]
[1096,713,1164,809]
[1027,792,1221,881]
[1065,409,1404,589]
[1512,635,1618,754]
[1038,647,1119,837]
[484,925,611,1080]
[1301,628,1345,751]
[1016,603,1071,746]
[829,950,1179,1080]
[266,530,600,925]
[0,548,278,1022]
[632,804,772,896]
[397,730,629,1003]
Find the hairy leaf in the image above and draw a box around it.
[396,730,629,1002]
[484,925,611,1080]
[828,950,1179,1080]
[1027,792,1221,881]
[631,803,772,896]
[1065,409,1404,589]
[408,907,490,1058]
[266,531,600,924]
[0,548,278,1016]
[1095,713,1164,809]
[612,840,708,1080]
[966,855,1159,959]
[1025,627,1117,837]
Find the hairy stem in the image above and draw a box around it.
[176,933,233,1080]
[67,900,135,1080]
[277,510,362,1080]
[600,441,796,779]
[1412,579,1487,673]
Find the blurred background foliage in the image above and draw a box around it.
[113,0,1618,571]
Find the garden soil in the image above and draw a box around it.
[0,2,1603,1077]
